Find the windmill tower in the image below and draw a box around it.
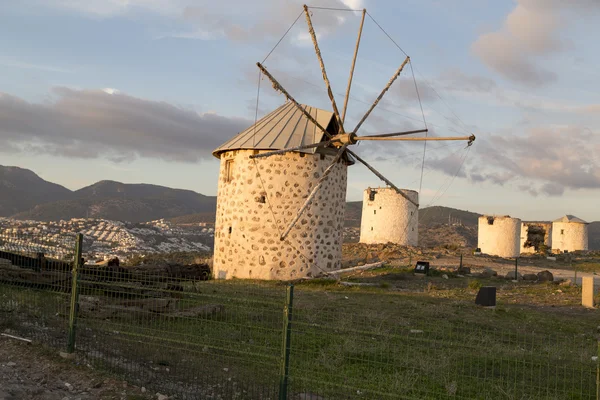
[359,187,418,246]
[212,5,475,280]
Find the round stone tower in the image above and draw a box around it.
[212,102,351,280]
[359,187,418,246]
[551,215,588,253]
[477,215,521,258]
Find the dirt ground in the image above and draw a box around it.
[0,336,160,400]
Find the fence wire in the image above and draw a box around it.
[0,232,598,399]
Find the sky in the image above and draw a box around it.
[0,0,599,222]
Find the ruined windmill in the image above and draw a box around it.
[212,5,475,280]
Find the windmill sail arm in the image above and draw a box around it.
[342,8,366,124]
[355,134,476,143]
[353,56,410,134]
[280,143,349,240]
[346,149,419,207]
[303,5,345,133]
[359,129,428,138]
[257,62,332,139]
[249,140,333,159]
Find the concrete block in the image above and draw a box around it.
[582,277,594,308]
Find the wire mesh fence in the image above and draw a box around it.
[0,232,598,399]
[0,232,76,349]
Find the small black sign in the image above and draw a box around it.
[475,286,496,307]
[414,261,430,275]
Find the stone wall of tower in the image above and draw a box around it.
[213,149,347,280]
[359,187,418,246]
[519,222,552,254]
[477,216,521,258]
[551,222,588,253]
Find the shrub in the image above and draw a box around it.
[468,279,482,290]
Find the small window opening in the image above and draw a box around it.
[225,159,235,183]
[228,226,232,234]
[299,153,305,158]
[320,154,325,160]
[411,211,413,216]
[561,229,564,235]
[371,227,373,231]
[412,227,414,231]
[257,195,266,204]
[487,216,495,225]
[374,210,376,215]
[369,190,376,201]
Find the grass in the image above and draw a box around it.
[1,269,599,399]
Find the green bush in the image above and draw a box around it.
[468,279,482,290]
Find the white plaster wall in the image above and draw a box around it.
[478,216,521,258]
[213,149,347,280]
[551,222,588,252]
[359,188,418,246]
[519,222,552,254]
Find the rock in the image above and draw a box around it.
[481,268,497,278]
[505,271,523,280]
[523,273,538,281]
[157,393,169,400]
[141,387,147,393]
[410,329,423,334]
[457,266,471,275]
[65,382,74,391]
[172,304,224,318]
[537,270,554,282]
[78,296,101,314]
[6,362,16,367]
[442,274,449,279]
[559,279,573,287]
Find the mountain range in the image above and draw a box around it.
[1,165,215,222]
[1,165,598,249]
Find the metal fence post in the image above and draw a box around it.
[279,284,294,400]
[65,233,83,356]
[514,258,518,280]
[596,340,599,400]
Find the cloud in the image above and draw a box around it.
[0,57,74,73]
[180,0,358,43]
[33,0,186,17]
[0,88,250,162]
[464,125,600,195]
[471,0,600,86]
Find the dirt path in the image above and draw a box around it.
[0,336,159,400]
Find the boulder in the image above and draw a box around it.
[479,268,497,278]
[505,271,523,280]
[559,279,573,287]
[523,273,538,281]
[537,270,554,282]
[457,266,471,275]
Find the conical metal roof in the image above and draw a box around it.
[212,101,337,158]
[553,215,588,224]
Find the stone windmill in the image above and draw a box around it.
[212,5,475,280]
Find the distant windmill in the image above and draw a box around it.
[212,5,475,280]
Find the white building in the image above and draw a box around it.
[551,215,588,253]
[478,215,521,258]
[359,187,418,246]
[212,102,353,280]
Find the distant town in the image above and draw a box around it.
[0,217,214,262]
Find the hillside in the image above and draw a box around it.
[2,165,598,249]
[7,173,216,223]
[589,222,600,251]
[0,165,72,216]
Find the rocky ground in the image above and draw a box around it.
[0,336,162,400]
